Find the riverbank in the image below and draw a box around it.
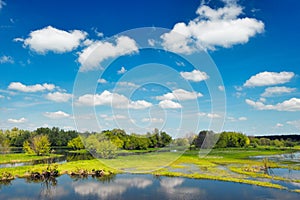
[1,148,300,192]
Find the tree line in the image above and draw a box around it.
[190,130,299,149]
[0,127,173,157]
[1,127,299,157]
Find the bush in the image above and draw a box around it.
[67,136,84,150]
[23,135,51,156]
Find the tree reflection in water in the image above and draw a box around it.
[26,176,57,200]
[0,179,12,190]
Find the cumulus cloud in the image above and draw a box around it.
[117,66,127,74]
[116,81,138,87]
[44,111,70,119]
[238,117,247,121]
[161,2,264,53]
[97,78,108,83]
[8,117,26,123]
[207,113,221,118]
[77,90,152,109]
[198,112,222,119]
[218,85,225,91]
[78,36,138,72]
[142,117,164,123]
[8,82,55,92]
[180,70,209,82]
[261,86,296,97]
[0,55,14,64]
[156,89,202,101]
[243,71,295,87]
[227,116,247,122]
[246,98,300,112]
[16,26,87,54]
[158,100,182,109]
[276,123,283,127]
[45,92,72,102]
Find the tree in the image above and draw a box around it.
[160,131,172,147]
[0,131,10,153]
[96,140,117,159]
[67,136,84,150]
[193,130,216,149]
[215,132,249,148]
[23,135,51,156]
[84,134,117,159]
[172,138,189,146]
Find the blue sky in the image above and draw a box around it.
[0,0,299,136]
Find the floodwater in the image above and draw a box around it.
[250,152,300,163]
[0,174,300,200]
[0,152,94,168]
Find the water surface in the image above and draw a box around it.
[1,174,300,200]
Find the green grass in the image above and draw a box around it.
[1,148,299,191]
[0,153,63,164]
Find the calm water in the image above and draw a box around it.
[250,152,300,163]
[269,168,300,180]
[0,152,94,168]
[1,174,300,200]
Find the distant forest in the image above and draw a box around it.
[254,135,300,141]
[1,127,300,155]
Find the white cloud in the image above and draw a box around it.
[218,85,225,91]
[17,26,87,54]
[276,123,283,127]
[148,39,155,46]
[156,89,202,101]
[44,111,70,119]
[97,78,108,83]
[244,71,295,87]
[117,66,127,74]
[175,61,185,67]
[0,55,14,64]
[261,86,296,97]
[116,81,138,87]
[246,98,300,112]
[142,117,164,123]
[0,94,4,99]
[8,82,55,92]
[259,97,266,102]
[77,90,152,109]
[161,3,264,53]
[234,86,243,91]
[78,36,138,72]
[8,117,26,123]
[198,112,222,119]
[227,116,247,122]
[45,92,72,102]
[158,100,182,109]
[238,117,247,121]
[180,70,209,82]
[207,113,221,118]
